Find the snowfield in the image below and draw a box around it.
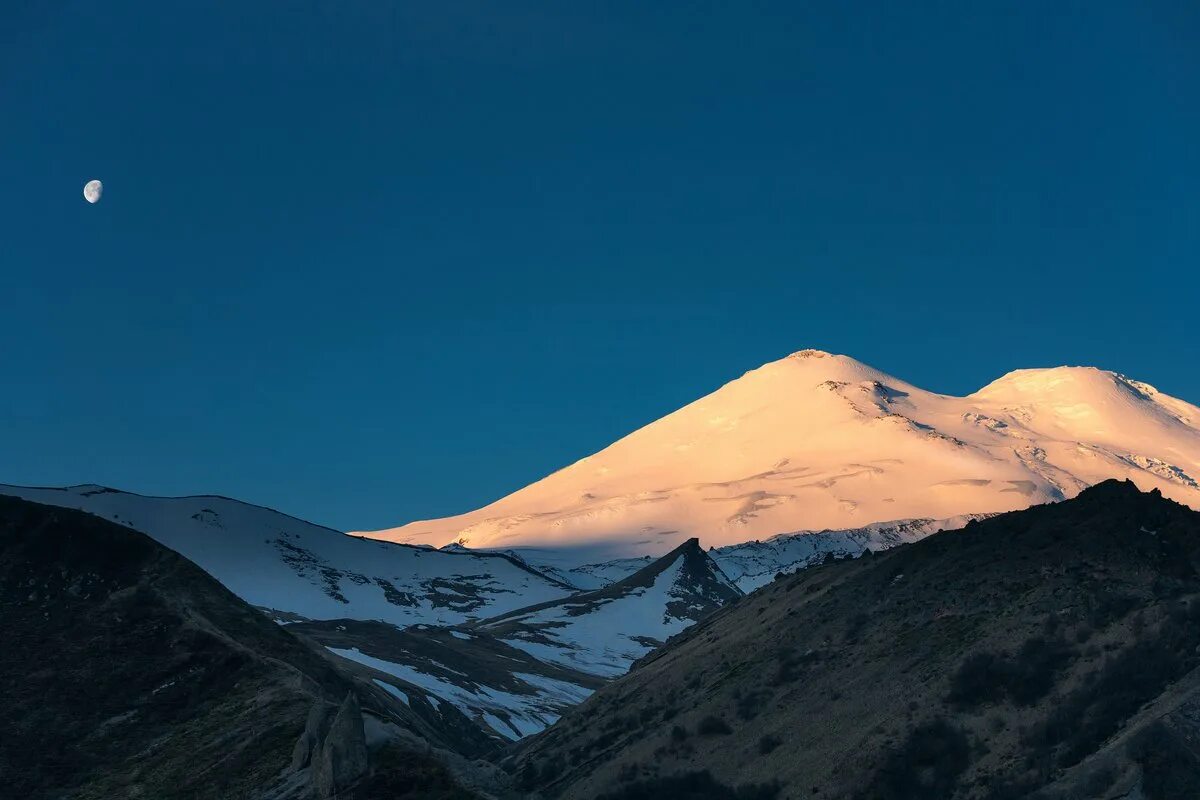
[359,350,1200,558]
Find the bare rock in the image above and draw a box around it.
[312,692,368,798]
[291,700,335,771]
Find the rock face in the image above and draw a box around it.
[311,693,369,798]
[292,701,336,771]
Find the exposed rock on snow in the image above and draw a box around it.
[311,693,369,798]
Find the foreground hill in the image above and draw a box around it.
[0,495,495,799]
[361,351,1200,559]
[511,481,1200,800]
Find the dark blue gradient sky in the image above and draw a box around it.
[3,2,1197,530]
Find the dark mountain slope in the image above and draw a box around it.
[510,481,1200,800]
[0,495,486,800]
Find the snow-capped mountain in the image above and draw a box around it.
[359,350,1200,558]
[0,484,573,627]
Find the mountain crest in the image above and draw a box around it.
[788,348,836,359]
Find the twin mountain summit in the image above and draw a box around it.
[5,350,1200,799]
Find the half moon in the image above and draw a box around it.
[83,180,103,204]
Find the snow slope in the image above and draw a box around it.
[711,514,987,592]
[360,351,1200,558]
[0,484,573,627]
[475,538,743,678]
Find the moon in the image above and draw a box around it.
[83,179,103,204]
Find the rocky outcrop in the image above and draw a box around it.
[291,701,335,771]
[309,693,369,798]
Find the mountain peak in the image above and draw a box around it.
[777,349,879,374]
[971,365,1160,401]
[787,348,837,359]
[744,349,908,393]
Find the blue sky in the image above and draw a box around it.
[2,2,1197,530]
